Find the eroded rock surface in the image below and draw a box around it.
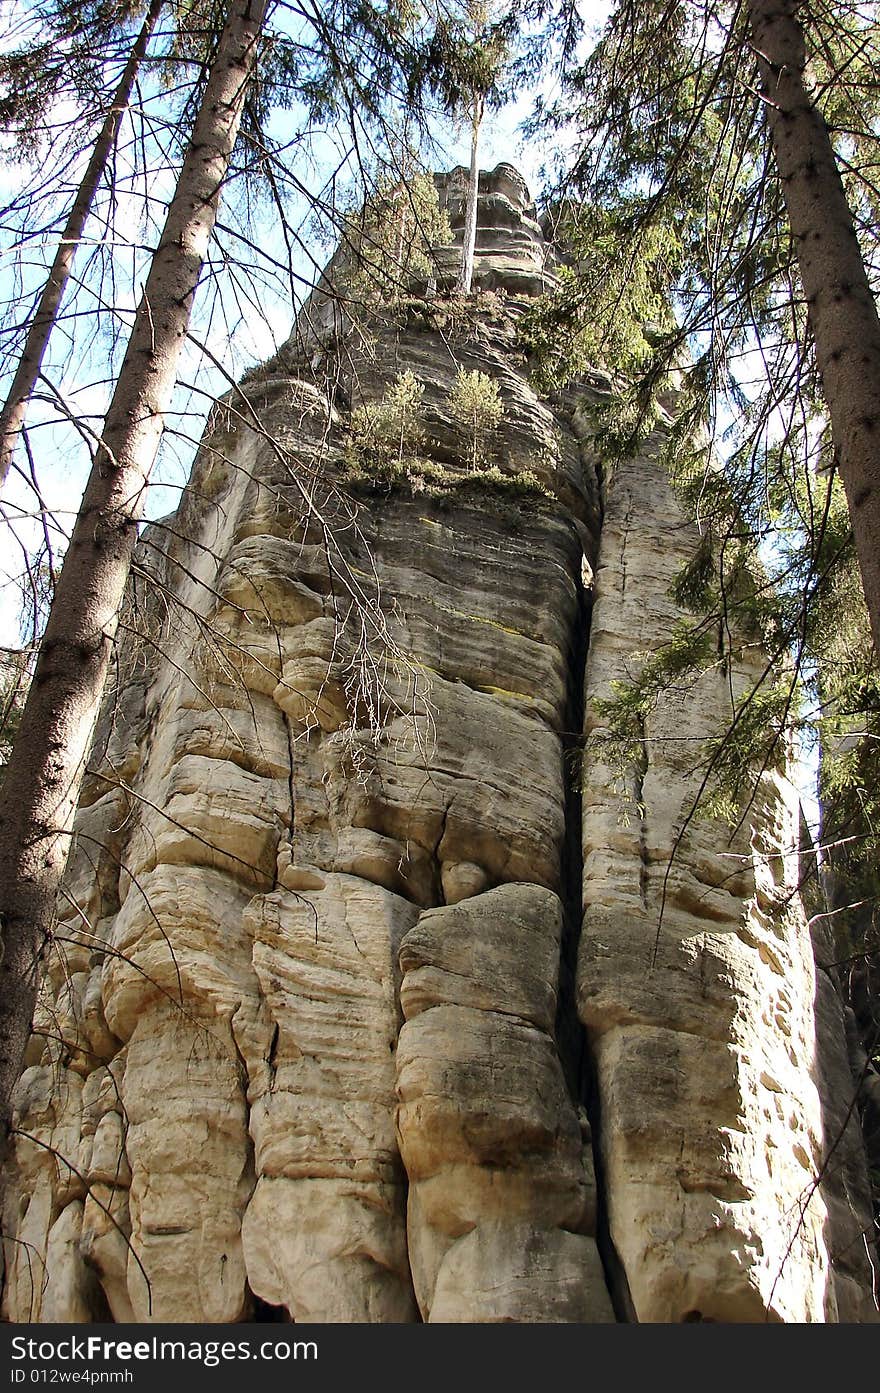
[2,165,876,1323]
[579,435,878,1320]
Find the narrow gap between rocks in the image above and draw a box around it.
[556,533,636,1324]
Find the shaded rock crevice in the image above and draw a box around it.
[554,522,634,1322]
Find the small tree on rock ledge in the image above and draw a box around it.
[350,371,426,471]
[449,368,504,470]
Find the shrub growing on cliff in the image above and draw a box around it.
[448,367,504,470]
[348,371,426,475]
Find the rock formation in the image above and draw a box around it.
[2,164,878,1323]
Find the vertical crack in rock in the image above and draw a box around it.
[555,503,636,1324]
[229,1006,263,1318]
[618,500,632,598]
[556,554,591,1104]
[633,714,650,912]
[279,693,298,862]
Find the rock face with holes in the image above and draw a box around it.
[2,165,877,1324]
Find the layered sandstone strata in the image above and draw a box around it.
[2,165,876,1323]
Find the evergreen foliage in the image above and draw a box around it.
[340,170,452,305]
[0,1,150,149]
[448,366,504,470]
[524,0,880,902]
[349,370,426,469]
[0,649,29,788]
[421,0,514,294]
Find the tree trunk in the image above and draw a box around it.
[456,98,482,295]
[750,0,880,652]
[0,0,267,1170]
[0,0,165,489]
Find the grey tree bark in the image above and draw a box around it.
[0,0,165,489]
[750,0,880,652]
[0,0,267,1173]
[456,98,482,295]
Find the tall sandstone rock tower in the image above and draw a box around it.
[2,165,877,1324]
